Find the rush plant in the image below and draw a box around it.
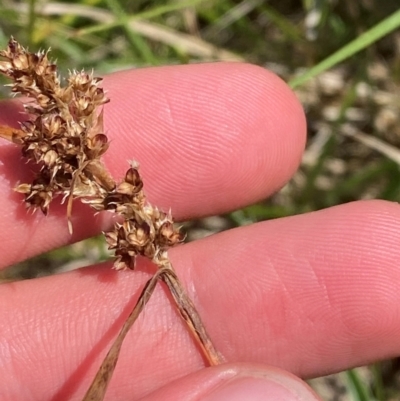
[0,37,223,401]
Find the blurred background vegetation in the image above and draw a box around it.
[0,0,400,400]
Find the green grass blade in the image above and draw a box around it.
[346,369,375,401]
[289,9,400,89]
[77,0,205,37]
[27,0,37,46]
[260,4,304,42]
[371,363,385,401]
[105,0,157,65]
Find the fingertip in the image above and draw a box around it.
[140,363,320,401]
[102,63,306,218]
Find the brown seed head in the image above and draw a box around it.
[0,37,183,269]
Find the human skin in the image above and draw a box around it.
[1,63,400,400]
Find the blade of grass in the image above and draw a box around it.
[14,2,243,61]
[289,9,400,88]
[26,0,36,46]
[202,0,264,39]
[63,0,206,37]
[371,363,385,401]
[104,0,157,65]
[259,3,305,43]
[346,369,375,401]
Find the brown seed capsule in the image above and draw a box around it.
[12,53,28,70]
[125,167,142,186]
[43,150,58,167]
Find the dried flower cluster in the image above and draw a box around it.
[0,37,182,270]
[0,38,111,213]
[93,162,183,270]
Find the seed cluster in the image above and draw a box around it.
[91,162,182,270]
[0,37,182,270]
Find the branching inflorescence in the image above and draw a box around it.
[0,37,182,270]
[0,37,222,400]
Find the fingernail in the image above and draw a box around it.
[201,376,318,401]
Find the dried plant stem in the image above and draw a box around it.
[83,265,222,401]
[82,267,167,401]
[161,265,224,366]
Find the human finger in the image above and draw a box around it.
[139,363,321,401]
[2,200,400,400]
[0,62,305,267]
